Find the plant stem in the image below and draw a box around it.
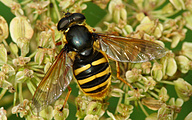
[138,101,149,117]
[158,80,174,85]
[0,89,7,100]
[19,83,23,103]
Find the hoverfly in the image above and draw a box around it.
[32,12,166,112]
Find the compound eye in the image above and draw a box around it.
[57,17,69,31]
[71,13,86,23]
[57,13,86,31]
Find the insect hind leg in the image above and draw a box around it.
[60,86,72,112]
[116,61,133,89]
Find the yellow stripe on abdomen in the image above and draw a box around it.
[82,76,110,92]
[74,64,91,76]
[91,57,107,66]
[78,67,110,85]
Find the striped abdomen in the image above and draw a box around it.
[73,50,111,99]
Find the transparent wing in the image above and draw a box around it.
[32,48,73,112]
[95,33,166,63]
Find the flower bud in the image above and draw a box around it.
[12,56,30,67]
[16,69,33,83]
[161,3,174,14]
[0,16,8,41]
[166,57,177,76]
[10,16,33,44]
[110,88,124,97]
[128,89,145,101]
[170,0,185,10]
[12,99,30,118]
[53,98,69,120]
[159,87,169,102]
[136,17,163,38]
[0,71,13,91]
[75,95,89,118]
[126,68,142,83]
[10,16,33,56]
[175,55,191,73]
[168,98,183,108]
[136,12,145,22]
[141,62,151,74]
[185,112,192,120]
[35,49,45,65]
[84,114,99,120]
[181,42,192,60]
[15,71,26,83]
[120,8,127,21]
[40,106,53,120]
[183,11,192,30]
[113,9,120,23]
[0,107,7,120]
[108,0,116,15]
[1,64,15,76]
[0,44,7,65]
[9,42,18,56]
[124,25,133,34]
[151,63,163,81]
[107,110,116,120]
[146,113,157,120]
[142,97,163,110]
[86,101,104,117]
[157,104,174,120]
[143,76,156,91]
[174,78,192,101]
[117,103,133,117]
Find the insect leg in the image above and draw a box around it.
[60,86,72,111]
[116,61,133,89]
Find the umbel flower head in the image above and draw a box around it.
[0,0,192,120]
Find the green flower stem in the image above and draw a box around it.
[19,83,23,103]
[152,0,166,9]
[33,72,45,78]
[51,0,61,20]
[152,15,170,21]
[31,65,44,69]
[29,67,44,74]
[158,80,175,85]
[0,88,7,100]
[154,88,160,93]
[115,95,123,114]
[26,62,39,66]
[27,80,36,95]
[138,100,149,116]
[13,81,17,106]
[33,13,39,22]
[28,51,37,58]
[20,0,31,5]
[33,75,42,84]
[3,39,9,49]
[136,82,159,99]
[135,82,145,89]
[147,90,159,99]
[151,10,180,18]
[124,93,130,105]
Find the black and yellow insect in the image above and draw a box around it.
[32,12,166,112]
